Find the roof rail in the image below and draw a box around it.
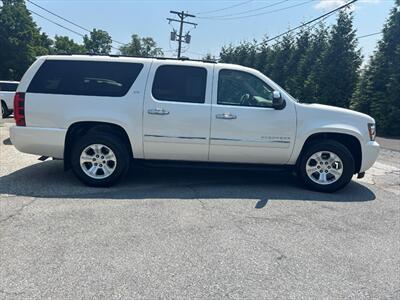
[51,53,218,63]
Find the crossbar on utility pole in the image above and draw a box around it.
[167,11,197,58]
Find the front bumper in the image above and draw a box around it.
[360,140,380,173]
[10,126,66,159]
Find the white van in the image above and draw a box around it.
[0,80,19,118]
[10,55,379,192]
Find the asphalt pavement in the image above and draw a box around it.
[1,118,399,299]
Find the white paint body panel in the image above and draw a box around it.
[142,60,214,161]
[209,65,296,164]
[10,55,379,174]
[0,81,19,110]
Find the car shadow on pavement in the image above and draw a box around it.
[0,160,376,203]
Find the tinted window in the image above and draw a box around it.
[152,65,207,103]
[217,69,273,108]
[0,83,18,92]
[27,60,143,97]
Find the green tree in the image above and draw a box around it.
[0,0,50,80]
[119,34,163,57]
[268,34,295,87]
[302,23,329,103]
[351,0,400,136]
[83,29,112,54]
[52,35,85,54]
[318,10,362,107]
[285,28,311,98]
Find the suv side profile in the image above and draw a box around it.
[10,55,379,192]
[0,80,19,118]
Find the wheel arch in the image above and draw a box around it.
[296,132,362,174]
[64,121,133,170]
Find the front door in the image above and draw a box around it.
[209,68,296,164]
[143,62,213,161]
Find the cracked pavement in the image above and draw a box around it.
[1,119,399,299]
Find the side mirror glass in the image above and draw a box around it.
[272,91,286,110]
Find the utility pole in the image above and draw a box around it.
[167,11,197,58]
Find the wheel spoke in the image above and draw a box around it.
[329,168,342,177]
[319,172,327,182]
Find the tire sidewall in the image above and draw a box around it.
[71,134,130,187]
[299,141,355,193]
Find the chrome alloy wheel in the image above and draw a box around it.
[306,151,344,185]
[80,144,117,179]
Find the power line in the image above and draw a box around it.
[265,0,357,43]
[28,9,120,52]
[29,9,85,38]
[358,31,383,39]
[197,0,290,19]
[27,0,90,33]
[200,0,315,21]
[27,0,126,46]
[195,0,254,15]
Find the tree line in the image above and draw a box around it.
[1,0,399,136]
[218,3,399,137]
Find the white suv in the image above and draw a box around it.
[0,80,19,118]
[10,55,379,192]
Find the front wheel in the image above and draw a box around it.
[298,140,355,193]
[70,134,130,187]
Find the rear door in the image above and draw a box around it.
[143,61,213,161]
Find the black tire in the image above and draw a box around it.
[298,140,355,193]
[70,133,130,187]
[1,101,11,118]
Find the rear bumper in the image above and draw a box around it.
[10,126,66,159]
[360,141,380,173]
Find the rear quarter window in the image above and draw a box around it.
[27,60,143,97]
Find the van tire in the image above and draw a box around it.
[70,133,130,187]
[298,140,355,193]
[1,101,11,118]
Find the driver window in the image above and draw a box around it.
[217,69,273,108]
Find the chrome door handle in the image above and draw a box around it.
[147,108,170,115]
[216,113,237,120]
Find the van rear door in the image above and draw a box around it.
[143,61,213,161]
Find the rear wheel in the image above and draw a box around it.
[298,140,355,192]
[70,134,130,187]
[1,101,11,118]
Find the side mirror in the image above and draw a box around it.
[272,91,286,110]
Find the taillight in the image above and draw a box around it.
[14,92,26,126]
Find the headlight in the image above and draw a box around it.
[368,123,376,141]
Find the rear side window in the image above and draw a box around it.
[152,65,207,103]
[27,60,143,97]
[0,83,18,92]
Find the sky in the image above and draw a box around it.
[26,0,395,60]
